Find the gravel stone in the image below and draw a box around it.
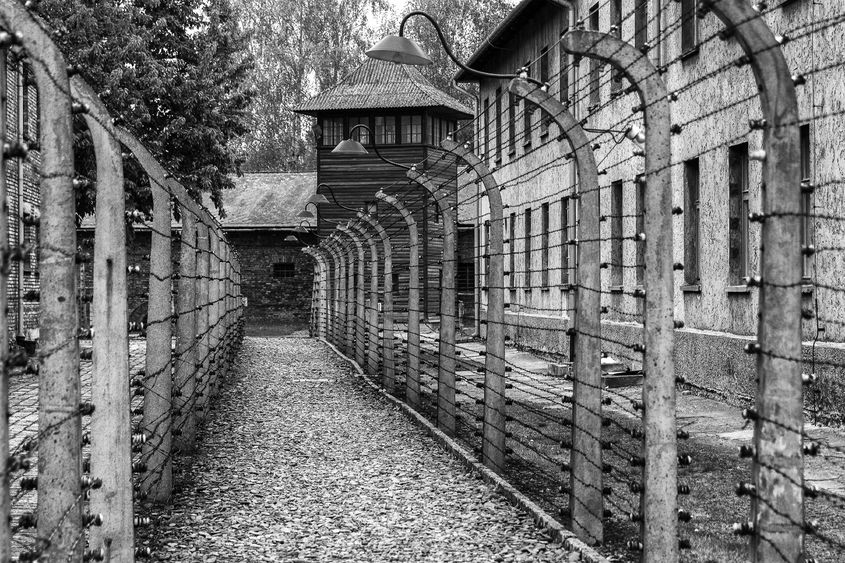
[142,336,578,562]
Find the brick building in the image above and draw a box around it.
[456,0,845,415]
[3,54,42,345]
[79,172,318,332]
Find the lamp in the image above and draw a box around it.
[284,234,298,242]
[297,201,319,219]
[317,183,361,212]
[367,11,543,87]
[308,193,330,205]
[332,124,411,170]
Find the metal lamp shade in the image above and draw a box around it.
[294,225,308,233]
[308,194,330,204]
[366,35,433,66]
[284,235,298,242]
[332,139,368,154]
[296,209,315,218]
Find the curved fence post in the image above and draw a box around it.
[175,211,198,454]
[326,238,347,350]
[509,77,604,545]
[376,191,421,409]
[407,168,457,436]
[441,139,506,473]
[142,175,174,503]
[337,227,366,365]
[322,242,341,346]
[564,30,676,560]
[700,2,804,560]
[359,213,395,393]
[0,4,82,556]
[0,49,9,563]
[350,222,380,376]
[71,77,135,560]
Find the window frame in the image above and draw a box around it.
[728,143,750,285]
[541,202,550,287]
[680,0,700,58]
[524,207,533,290]
[683,158,701,285]
[610,181,624,287]
[560,197,570,286]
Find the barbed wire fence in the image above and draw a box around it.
[306,0,845,561]
[0,0,245,561]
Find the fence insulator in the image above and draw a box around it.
[3,141,29,159]
[748,212,766,223]
[745,276,762,288]
[601,306,609,314]
[82,459,91,473]
[749,149,766,162]
[733,521,755,536]
[678,484,690,495]
[626,540,643,552]
[632,343,646,353]
[602,464,613,474]
[20,476,37,491]
[135,547,152,558]
[631,428,645,439]
[632,147,645,157]
[792,73,807,86]
[743,342,761,354]
[131,433,147,445]
[673,320,685,329]
[804,484,818,499]
[632,289,646,299]
[79,402,95,416]
[673,262,684,271]
[804,520,820,534]
[803,443,820,456]
[602,486,613,496]
[132,461,147,473]
[17,512,37,529]
[134,516,151,527]
[81,476,102,489]
[83,513,104,527]
[801,245,815,257]
[678,454,692,466]
[629,481,642,494]
[741,408,758,421]
[603,509,613,518]
[132,406,144,415]
[71,101,89,114]
[736,482,757,497]
[628,512,641,522]
[678,509,692,522]
[629,456,645,467]
[802,372,818,385]
[81,432,91,446]
[601,397,612,405]
[677,430,690,440]
[83,548,106,562]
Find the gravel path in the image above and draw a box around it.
[144,336,577,562]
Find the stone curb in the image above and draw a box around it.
[320,337,609,563]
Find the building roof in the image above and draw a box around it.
[203,172,317,230]
[294,58,473,119]
[78,172,317,231]
[454,0,571,83]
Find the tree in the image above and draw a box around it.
[233,0,388,173]
[36,0,253,215]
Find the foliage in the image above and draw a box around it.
[233,0,388,173]
[37,0,253,215]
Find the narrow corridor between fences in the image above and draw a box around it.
[137,336,580,562]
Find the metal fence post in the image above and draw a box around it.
[142,178,173,503]
[0,3,84,555]
[700,2,804,560]
[71,77,135,561]
[408,169,457,436]
[350,222,380,375]
[508,78,604,544]
[175,211,198,454]
[376,192,421,409]
[359,213,395,393]
[441,140,506,474]
[564,30,676,560]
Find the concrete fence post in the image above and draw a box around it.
[509,77,604,545]
[175,212,199,453]
[407,169,457,437]
[0,50,9,563]
[338,225,367,368]
[350,222,380,375]
[358,213,395,393]
[564,30,676,560]
[441,140,506,474]
[325,239,346,349]
[376,192,421,409]
[700,2,804,560]
[71,77,135,560]
[0,3,85,555]
[142,178,174,503]
[196,223,211,417]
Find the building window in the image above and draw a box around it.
[800,124,812,278]
[728,143,750,285]
[635,176,645,286]
[401,115,422,144]
[524,207,532,289]
[508,92,517,154]
[375,116,396,144]
[611,181,623,287]
[635,0,648,50]
[558,7,571,104]
[495,87,503,161]
[392,272,400,292]
[323,117,344,146]
[523,98,533,148]
[350,116,370,144]
[541,202,550,287]
[509,212,516,289]
[561,197,570,286]
[483,97,490,163]
[589,4,600,105]
[681,0,699,56]
[684,159,701,285]
[539,46,550,136]
[273,262,296,279]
